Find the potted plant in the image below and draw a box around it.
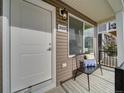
[103,42,117,56]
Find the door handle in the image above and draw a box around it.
[47,47,52,51]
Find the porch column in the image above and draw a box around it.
[0,0,3,93]
[116,11,124,66]
[3,0,10,93]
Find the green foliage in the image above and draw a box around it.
[103,43,117,56]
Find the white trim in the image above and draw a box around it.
[68,13,95,57]
[3,0,56,93]
[69,13,94,27]
[25,0,54,12]
[3,0,11,93]
[67,13,70,57]
[83,20,85,54]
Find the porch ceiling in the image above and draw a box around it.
[61,0,123,23]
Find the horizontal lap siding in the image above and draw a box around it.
[42,0,97,86]
[56,31,73,85]
[56,5,81,85]
[56,7,74,83]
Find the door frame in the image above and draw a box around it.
[3,0,56,92]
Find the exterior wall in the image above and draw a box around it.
[56,6,75,85]
[1,1,97,92]
[3,0,10,92]
[43,0,97,85]
[0,0,2,92]
[3,0,56,93]
[116,11,124,66]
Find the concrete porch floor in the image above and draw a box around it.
[46,66,114,93]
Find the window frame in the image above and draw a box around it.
[68,13,94,57]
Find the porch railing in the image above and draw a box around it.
[99,50,117,68]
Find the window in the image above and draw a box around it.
[69,16,83,55]
[69,14,94,56]
[83,23,94,53]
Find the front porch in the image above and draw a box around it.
[1,0,124,93]
[46,66,114,93]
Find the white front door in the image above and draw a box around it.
[11,0,55,92]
